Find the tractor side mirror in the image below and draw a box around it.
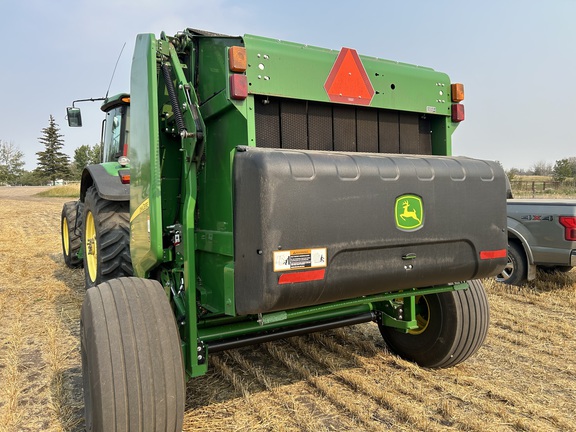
[66,107,83,127]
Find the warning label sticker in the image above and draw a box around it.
[273,248,327,272]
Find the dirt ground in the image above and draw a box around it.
[0,186,575,431]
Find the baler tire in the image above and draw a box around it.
[379,279,490,368]
[495,241,527,286]
[83,186,132,288]
[81,277,185,432]
[61,201,83,268]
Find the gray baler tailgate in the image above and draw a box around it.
[233,147,507,315]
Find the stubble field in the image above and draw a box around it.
[0,186,575,431]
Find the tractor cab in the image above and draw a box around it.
[99,93,130,163]
[66,93,131,164]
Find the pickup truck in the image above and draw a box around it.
[497,187,576,285]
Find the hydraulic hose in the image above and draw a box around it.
[161,62,186,134]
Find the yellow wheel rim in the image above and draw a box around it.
[62,217,70,256]
[408,296,430,335]
[85,211,98,282]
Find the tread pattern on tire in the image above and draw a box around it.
[81,277,185,432]
[83,186,132,287]
[441,279,490,368]
[380,279,490,369]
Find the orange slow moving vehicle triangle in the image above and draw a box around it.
[324,47,374,105]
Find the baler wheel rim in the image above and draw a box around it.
[407,295,430,336]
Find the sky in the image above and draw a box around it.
[1,0,575,171]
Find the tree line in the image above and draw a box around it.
[506,158,576,182]
[2,115,576,186]
[0,115,100,186]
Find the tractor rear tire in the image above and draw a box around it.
[83,186,132,288]
[81,277,185,432]
[379,279,490,368]
[61,201,83,268]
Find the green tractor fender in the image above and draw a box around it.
[80,163,129,202]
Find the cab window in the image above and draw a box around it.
[102,105,129,162]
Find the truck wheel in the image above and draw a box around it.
[83,186,132,288]
[61,201,83,268]
[495,241,527,285]
[378,279,489,368]
[81,277,185,432]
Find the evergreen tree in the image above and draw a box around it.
[36,115,71,185]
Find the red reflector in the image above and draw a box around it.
[230,74,248,100]
[452,104,465,122]
[120,174,130,184]
[278,269,325,285]
[559,216,576,241]
[480,249,507,260]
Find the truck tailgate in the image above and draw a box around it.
[233,147,507,315]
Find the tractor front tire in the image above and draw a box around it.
[379,279,490,368]
[81,277,185,432]
[83,186,132,288]
[61,201,83,268]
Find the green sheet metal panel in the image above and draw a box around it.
[243,34,453,117]
[129,33,164,277]
[195,37,249,316]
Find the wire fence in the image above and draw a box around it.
[510,180,576,198]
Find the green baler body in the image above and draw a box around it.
[127,30,506,377]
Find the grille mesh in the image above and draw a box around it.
[254,97,432,155]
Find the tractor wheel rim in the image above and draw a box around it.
[62,217,70,256]
[85,211,98,282]
[408,295,430,335]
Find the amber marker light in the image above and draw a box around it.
[451,83,464,102]
[118,168,130,184]
[229,46,247,72]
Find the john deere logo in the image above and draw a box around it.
[395,195,424,231]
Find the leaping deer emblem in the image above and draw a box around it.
[400,200,421,224]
